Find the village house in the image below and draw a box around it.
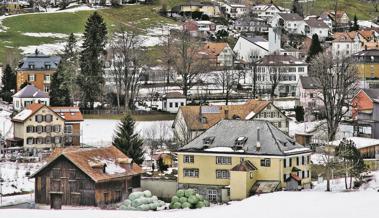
[352,49,379,88]
[255,53,308,98]
[251,3,290,22]
[173,100,290,143]
[177,120,312,202]
[303,18,330,40]
[203,42,234,67]
[298,76,323,113]
[271,13,305,35]
[12,84,50,112]
[233,16,269,33]
[331,32,361,60]
[353,99,379,139]
[352,89,379,119]
[31,146,143,207]
[7,103,83,150]
[320,10,350,30]
[221,3,248,19]
[16,51,61,92]
[162,92,187,113]
[171,1,221,17]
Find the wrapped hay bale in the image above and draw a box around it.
[181,202,191,209]
[179,197,187,203]
[184,189,195,197]
[158,200,166,207]
[171,196,179,203]
[196,201,205,209]
[176,189,185,197]
[187,195,199,204]
[171,202,182,209]
[151,196,158,201]
[203,200,210,207]
[195,194,204,201]
[143,190,152,198]
[129,192,144,201]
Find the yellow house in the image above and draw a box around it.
[352,49,379,83]
[172,1,221,17]
[177,120,312,202]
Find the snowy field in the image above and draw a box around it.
[1,172,379,217]
[0,162,42,196]
[82,119,174,146]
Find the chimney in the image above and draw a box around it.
[224,107,229,119]
[256,127,261,151]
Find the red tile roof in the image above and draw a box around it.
[50,106,84,122]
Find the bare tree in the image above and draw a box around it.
[310,52,358,141]
[36,0,50,12]
[171,31,211,97]
[213,67,237,105]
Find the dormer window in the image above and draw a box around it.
[235,136,248,146]
[203,136,215,145]
[200,116,207,124]
[28,62,35,70]
[45,63,51,69]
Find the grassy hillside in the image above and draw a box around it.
[0,5,176,62]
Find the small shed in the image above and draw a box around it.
[31,146,143,207]
[162,92,186,113]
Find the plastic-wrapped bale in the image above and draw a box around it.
[196,201,205,208]
[196,194,204,201]
[143,190,152,198]
[187,195,199,204]
[184,189,195,197]
[123,199,132,207]
[181,202,191,209]
[171,202,182,209]
[134,197,147,206]
[179,197,187,203]
[137,204,150,211]
[148,203,159,210]
[203,200,210,207]
[176,189,185,197]
[151,196,158,201]
[129,192,144,201]
[158,200,166,207]
[171,196,179,203]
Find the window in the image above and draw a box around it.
[36,125,43,134]
[298,67,304,72]
[260,158,271,167]
[235,136,247,146]
[36,137,44,144]
[54,125,61,133]
[169,102,173,108]
[183,155,194,163]
[183,168,199,177]
[296,157,299,165]
[175,102,179,108]
[35,114,43,123]
[28,64,35,70]
[307,156,310,164]
[28,74,35,81]
[216,156,232,165]
[27,137,33,145]
[283,159,286,168]
[216,170,230,179]
[181,102,184,106]
[65,125,73,134]
[278,121,282,128]
[44,75,50,82]
[45,114,52,122]
[66,136,73,143]
[45,125,52,133]
[302,156,305,165]
[44,86,50,93]
[26,126,33,133]
[54,136,61,144]
[307,170,310,178]
[302,171,305,178]
[203,136,215,145]
[289,158,292,167]
[207,190,217,202]
[45,136,52,144]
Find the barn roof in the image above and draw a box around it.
[31,146,143,183]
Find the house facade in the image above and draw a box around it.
[177,120,312,202]
[203,42,234,67]
[12,85,50,112]
[162,92,187,113]
[320,11,350,30]
[9,103,83,150]
[233,17,269,33]
[172,2,221,17]
[173,100,290,144]
[255,54,308,98]
[332,32,361,60]
[351,89,379,119]
[233,36,269,63]
[222,3,248,19]
[271,13,305,35]
[251,3,290,22]
[304,18,330,40]
[16,52,61,92]
[31,146,143,207]
[352,49,379,88]
[298,76,323,112]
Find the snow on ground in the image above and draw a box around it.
[0,162,42,195]
[82,119,173,146]
[0,110,13,138]
[19,42,67,55]
[0,193,34,207]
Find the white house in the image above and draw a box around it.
[196,20,217,33]
[255,54,308,98]
[203,42,234,67]
[332,32,361,60]
[251,3,290,22]
[223,3,248,19]
[298,76,323,112]
[271,13,305,35]
[304,18,330,40]
[162,92,186,113]
[12,85,50,112]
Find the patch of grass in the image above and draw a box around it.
[0,5,176,62]
[84,112,176,121]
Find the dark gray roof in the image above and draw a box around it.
[244,35,267,43]
[18,53,61,71]
[278,13,303,21]
[179,120,311,156]
[300,76,321,89]
[363,89,379,100]
[305,19,329,28]
[13,85,49,98]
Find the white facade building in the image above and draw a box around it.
[332,32,361,60]
[304,18,330,40]
[271,13,305,35]
[251,3,290,22]
[162,92,187,113]
[223,3,248,19]
[12,85,50,112]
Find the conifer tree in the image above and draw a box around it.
[1,64,16,92]
[113,114,145,165]
[50,64,71,106]
[351,15,359,31]
[77,12,107,109]
[306,34,323,63]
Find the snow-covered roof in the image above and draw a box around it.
[12,109,32,121]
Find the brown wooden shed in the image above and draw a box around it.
[31,146,143,207]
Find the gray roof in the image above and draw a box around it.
[362,89,379,100]
[13,85,49,98]
[278,13,303,21]
[300,76,321,89]
[305,19,329,29]
[179,120,311,156]
[18,53,61,70]
[244,35,267,43]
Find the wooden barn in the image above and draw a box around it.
[31,146,143,208]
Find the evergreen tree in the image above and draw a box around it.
[50,33,79,106]
[351,15,359,31]
[292,0,304,17]
[1,64,16,92]
[157,157,168,173]
[113,114,145,165]
[294,106,305,122]
[19,81,30,90]
[77,12,107,109]
[306,34,323,63]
